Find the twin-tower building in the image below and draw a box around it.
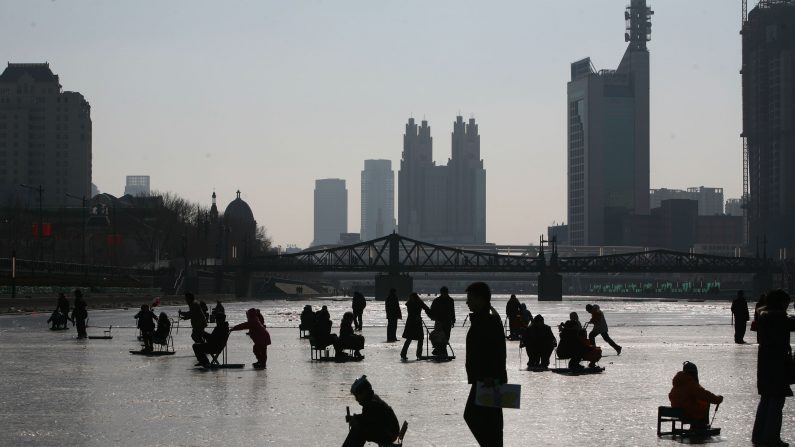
[313,115,486,247]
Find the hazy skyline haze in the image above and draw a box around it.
[0,0,743,248]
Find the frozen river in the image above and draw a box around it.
[0,295,792,446]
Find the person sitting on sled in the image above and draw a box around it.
[669,361,723,428]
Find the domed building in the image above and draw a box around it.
[206,190,257,266]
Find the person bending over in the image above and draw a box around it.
[230,308,271,368]
[342,375,400,447]
[669,361,723,428]
[521,314,557,369]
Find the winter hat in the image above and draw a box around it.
[351,375,372,394]
[683,361,699,382]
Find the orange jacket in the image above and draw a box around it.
[668,371,721,420]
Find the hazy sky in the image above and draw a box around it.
[1,0,745,248]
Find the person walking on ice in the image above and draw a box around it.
[585,304,621,355]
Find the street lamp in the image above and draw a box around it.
[19,184,43,262]
[65,193,87,265]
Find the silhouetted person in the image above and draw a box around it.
[339,311,365,358]
[520,314,557,369]
[71,289,88,339]
[211,301,225,322]
[342,375,400,447]
[669,361,723,428]
[199,300,210,322]
[752,294,767,341]
[752,289,795,446]
[505,294,522,339]
[300,305,316,332]
[193,313,229,368]
[352,291,366,331]
[231,308,271,368]
[585,304,621,355]
[519,303,532,327]
[178,292,207,344]
[385,288,402,342]
[557,312,601,369]
[311,306,341,355]
[152,312,171,346]
[429,286,456,356]
[731,290,750,344]
[56,293,70,327]
[400,293,430,360]
[464,282,506,446]
[134,304,157,352]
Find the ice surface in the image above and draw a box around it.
[0,295,792,446]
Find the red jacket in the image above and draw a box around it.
[231,308,271,346]
[668,371,721,420]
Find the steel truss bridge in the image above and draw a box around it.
[235,233,785,275]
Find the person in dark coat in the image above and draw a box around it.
[352,291,366,331]
[520,314,557,369]
[300,305,315,332]
[311,306,340,354]
[505,294,522,339]
[464,282,507,446]
[385,288,402,342]
[210,301,225,323]
[134,304,157,352]
[178,292,207,344]
[752,289,795,446]
[342,375,400,447]
[400,293,430,360]
[56,293,70,328]
[731,290,751,344]
[193,313,230,367]
[339,311,365,358]
[71,289,88,339]
[429,286,456,356]
[152,312,171,346]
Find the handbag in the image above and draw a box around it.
[750,319,758,332]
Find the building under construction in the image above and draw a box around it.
[742,0,795,258]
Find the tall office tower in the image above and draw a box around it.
[398,118,433,239]
[124,175,150,196]
[360,159,395,241]
[447,116,486,244]
[742,0,795,255]
[312,178,347,246]
[567,0,652,246]
[0,63,92,208]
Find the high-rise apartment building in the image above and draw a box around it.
[398,116,486,245]
[360,160,395,241]
[312,178,347,246]
[124,175,150,196]
[742,0,795,255]
[567,0,652,246]
[0,63,92,208]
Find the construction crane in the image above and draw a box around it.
[741,0,749,244]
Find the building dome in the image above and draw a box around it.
[223,190,255,224]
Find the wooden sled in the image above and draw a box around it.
[130,350,175,356]
[551,366,605,376]
[316,354,365,363]
[526,366,550,372]
[201,346,245,369]
[657,406,721,439]
[89,326,113,340]
[417,354,456,362]
[49,326,70,331]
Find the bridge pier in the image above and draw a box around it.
[753,270,773,296]
[234,270,251,298]
[538,271,562,301]
[374,273,413,300]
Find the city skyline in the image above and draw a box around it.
[0,0,746,247]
